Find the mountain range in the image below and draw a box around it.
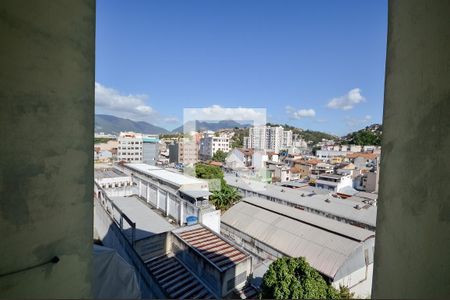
[95,114,250,135]
[95,114,170,135]
[171,120,250,133]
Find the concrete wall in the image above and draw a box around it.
[373,0,450,298]
[0,1,94,298]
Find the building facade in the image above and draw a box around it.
[117,132,160,164]
[247,126,293,153]
[199,134,230,160]
[169,141,199,165]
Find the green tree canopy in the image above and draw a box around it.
[210,184,241,211]
[212,149,227,162]
[194,163,242,211]
[195,164,224,180]
[261,257,353,299]
[195,163,225,191]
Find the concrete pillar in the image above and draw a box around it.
[165,192,170,217]
[179,201,184,226]
[0,0,95,298]
[146,183,150,203]
[373,0,450,298]
[138,179,142,197]
[156,188,160,209]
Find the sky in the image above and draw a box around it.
[95,0,387,135]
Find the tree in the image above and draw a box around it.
[260,257,349,299]
[195,164,224,180]
[194,163,241,211]
[212,149,227,162]
[210,184,241,211]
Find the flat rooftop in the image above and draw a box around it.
[110,195,175,241]
[125,163,206,187]
[318,174,344,179]
[94,168,128,179]
[172,225,249,272]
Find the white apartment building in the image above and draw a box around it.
[315,174,354,193]
[199,133,230,160]
[247,126,293,153]
[117,132,159,163]
[117,132,143,163]
[282,130,293,149]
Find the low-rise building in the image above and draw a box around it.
[199,134,230,161]
[224,175,377,230]
[169,141,198,165]
[221,197,375,298]
[315,174,353,193]
[225,148,253,170]
[94,186,252,299]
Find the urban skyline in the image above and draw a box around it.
[95,0,388,135]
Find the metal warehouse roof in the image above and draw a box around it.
[173,225,249,272]
[242,197,374,242]
[224,175,377,228]
[110,196,175,241]
[146,254,214,299]
[221,198,374,279]
[125,163,206,187]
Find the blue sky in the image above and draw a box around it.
[95,0,387,135]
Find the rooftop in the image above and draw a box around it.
[224,175,377,228]
[172,224,249,272]
[94,168,128,179]
[318,174,344,179]
[221,197,375,279]
[125,163,206,187]
[110,195,175,241]
[146,254,215,299]
[346,152,378,160]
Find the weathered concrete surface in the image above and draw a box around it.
[373,0,450,298]
[0,0,95,298]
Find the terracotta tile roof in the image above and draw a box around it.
[209,161,223,167]
[290,166,301,173]
[346,152,378,160]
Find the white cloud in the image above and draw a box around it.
[327,88,365,110]
[184,105,266,125]
[286,106,316,119]
[95,82,156,120]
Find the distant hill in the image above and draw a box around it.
[266,123,338,144]
[341,124,382,146]
[171,120,250,133]
[95,114,169,135]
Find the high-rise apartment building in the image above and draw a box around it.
[246,126,293,153]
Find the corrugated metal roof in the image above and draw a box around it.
[242,197,374,242]
[173,225,249,272]
[146,254,215,299]
[221,198,374,279]
[224,175,377,228]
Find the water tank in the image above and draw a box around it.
[186,215,198,225]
